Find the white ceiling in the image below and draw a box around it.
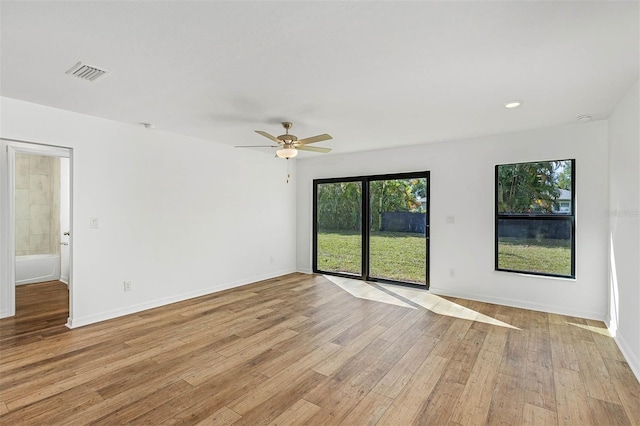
[1,1,638,156]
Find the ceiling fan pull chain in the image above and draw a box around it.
[286,158,291,183]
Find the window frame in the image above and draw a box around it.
[313,171,430,289]
[494,159,576,279]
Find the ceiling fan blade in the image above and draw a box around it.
[255,130,282,144]
[296,134,332,145]
[235,145,279,148]
[297,145,331,153]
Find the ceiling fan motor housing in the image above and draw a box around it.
[278,134,298,143]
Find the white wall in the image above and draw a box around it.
[608,79,640,379]
[0,97,297,326]
[297,121,609,320]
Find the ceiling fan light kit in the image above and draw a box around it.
[236,121,332,158]
[276,147,298,159]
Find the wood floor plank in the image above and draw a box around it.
[340,390,393,426]
[554,367,596,426]
[1,273,638,425]
[134,372,269,424]
[228,341,341,415]
[230,370,326,426]
[603,357,640,426]
[302,338,394,423]
[266,398,320,426]
[88,379,194,425]
[372,314,449,399]
[575,339,622,404]
[376,354,449,425]
[442,327,486,385]
[313,324,388,377]
[370,331,440,399]
[587,397,632,426]
[414,377,465,424]
[0,384,103,425]
[449,349,502,426]
[195,406,243,426]
[549,318,580,372]
[486,372,526,425]
[522,402,558,425]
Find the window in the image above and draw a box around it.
[314,172,429,287]
[495,159,575,278]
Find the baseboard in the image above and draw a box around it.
[604,313,612,330]
[0,308,10,319]
[297,268,313,274]
[614,331,640,383]
[428,286,605,321]
[67,268,296,329]
[60,275,69,285]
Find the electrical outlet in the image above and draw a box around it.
[449,269,455,278]
[124,281,132,291]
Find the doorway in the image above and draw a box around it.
[0,139,73,325]
[313,171,429,287]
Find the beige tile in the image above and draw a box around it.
[30,155,52,175]
[30,174,51,205]
[15,155,30,189]
[50,159,61,255]
[15,220,30,252]
[30,204,51,235]
[30,234,50,254]
[52,158,61,212]
[50,226,60,255]
[15,189,30,220]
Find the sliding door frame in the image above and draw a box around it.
[313,171,430,289]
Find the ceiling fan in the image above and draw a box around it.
[235,122,332,158]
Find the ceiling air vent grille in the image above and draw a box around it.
[65,62,109,82]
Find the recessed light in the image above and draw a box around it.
[141,123,156,129]
[504,100,523,109]
[577,115,592,123]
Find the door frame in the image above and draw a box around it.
[313,171,430,288]
[1,138,73,323]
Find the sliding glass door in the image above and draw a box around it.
[369,176,428,285]
[313,172,429,287]
[314,180,362,276]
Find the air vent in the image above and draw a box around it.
[65,61,109,82]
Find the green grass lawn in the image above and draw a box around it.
[498,237,571,276]
[317,232,571,281]
[317,231,426,284]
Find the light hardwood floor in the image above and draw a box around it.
[0,274,638,425]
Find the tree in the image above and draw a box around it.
[556,161,572,190]
[317,182,362,231]
[369,179,418,231]
[317,178,427,232]
[497,161,561,213]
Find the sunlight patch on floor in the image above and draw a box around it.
[323,275,416,309]
[324,275,519,329]
[380,284,520,330]
[567,322,611,337]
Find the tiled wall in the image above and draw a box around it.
[15,154,61,256]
